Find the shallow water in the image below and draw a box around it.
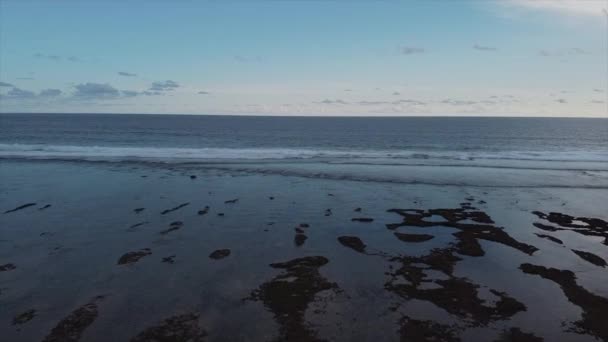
[1,160,607,341]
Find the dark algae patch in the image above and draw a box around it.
[495,327,544,342]
[294,233,308,246]
[337,236,367,253]
[209,249,230,260]
[134,207,145,213]
[571,249,606,267]
[117,248,152,265]
[394,232,434,243]
[534,233,563,245]
[248,256,340,342]
[160,221,183,235]
[1,263,16,272]
[387,206,538,256]
[520,263,608,341]
[4,202,36,214]
[398,316,461,342]
[162,255,176,264]
[351,217,374,222]
[12,309,36,325]
[42,296,104,342]
[160,202,189,215]
[129,221,148,229]
[385,205,529,328]
[532,211,608,245]
[130,313,207,342]
[224,198,238,204]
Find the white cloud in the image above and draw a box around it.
[506,0,607,17]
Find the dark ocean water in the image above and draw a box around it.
[1,114,607,164]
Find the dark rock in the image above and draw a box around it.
[42,296,104,342]
[190,175,197,179]
[4,203,36,214]
[130,313,206,342]
[399,316,460,342]
[162,255,176,264]
[12,309,36,325]
[209,249,230,260]
[294,233,308,246]
[572,249,606,267]
[387,207,537,256]
[161,202,189,215]
[0,263,16,272]
[134,208,145,213]
[160,226,181,235]
[39,204,52,210]
[295,228,305,234]
[324,209,332,216]
[217,213,224,216]
[520,263,608,340]
[129,221,148,229]
[394,232,434,243]
[247,256,339,341]
[224,198,238,204]
[534,233,563,244]
[354,207,362,212]
[337,236,366,253]
[495,327,544,342]
[117,248,151,265]
[352,217,374,222]
[198,206,209,215]
[269,196,274,200]
[532,211,608,246]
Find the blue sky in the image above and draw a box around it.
[0,0,606,116]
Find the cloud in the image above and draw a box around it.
[392,91,401,96]
[505,0,607,17]
[357,99,426,106]
[118,71,137,77]
[401,47,425,55]
[122,90,139,97]
[317,99,349,105]
[0,81,14,87]
[39,88,62,97]
[149,80,179,91]
[441,99,477,106]
[1,87,36,99]
[142,91,162,96]
[197,91,210,95]
[73,82,120,98]
[593,88,604,92]
[539,48,588,57]
[17,77,35,80]
[473,44,497,51]
[591,100,605,104]
[344,89,352,92]
[33,53,82,62]
[555,98,567,104]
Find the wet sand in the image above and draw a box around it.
[1,160,607,341]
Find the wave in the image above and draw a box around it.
[1,143,608,165]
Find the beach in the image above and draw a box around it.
[1,115,607,341]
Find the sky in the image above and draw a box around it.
[0,0,607,117]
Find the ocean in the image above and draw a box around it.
[1,114,607,188]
